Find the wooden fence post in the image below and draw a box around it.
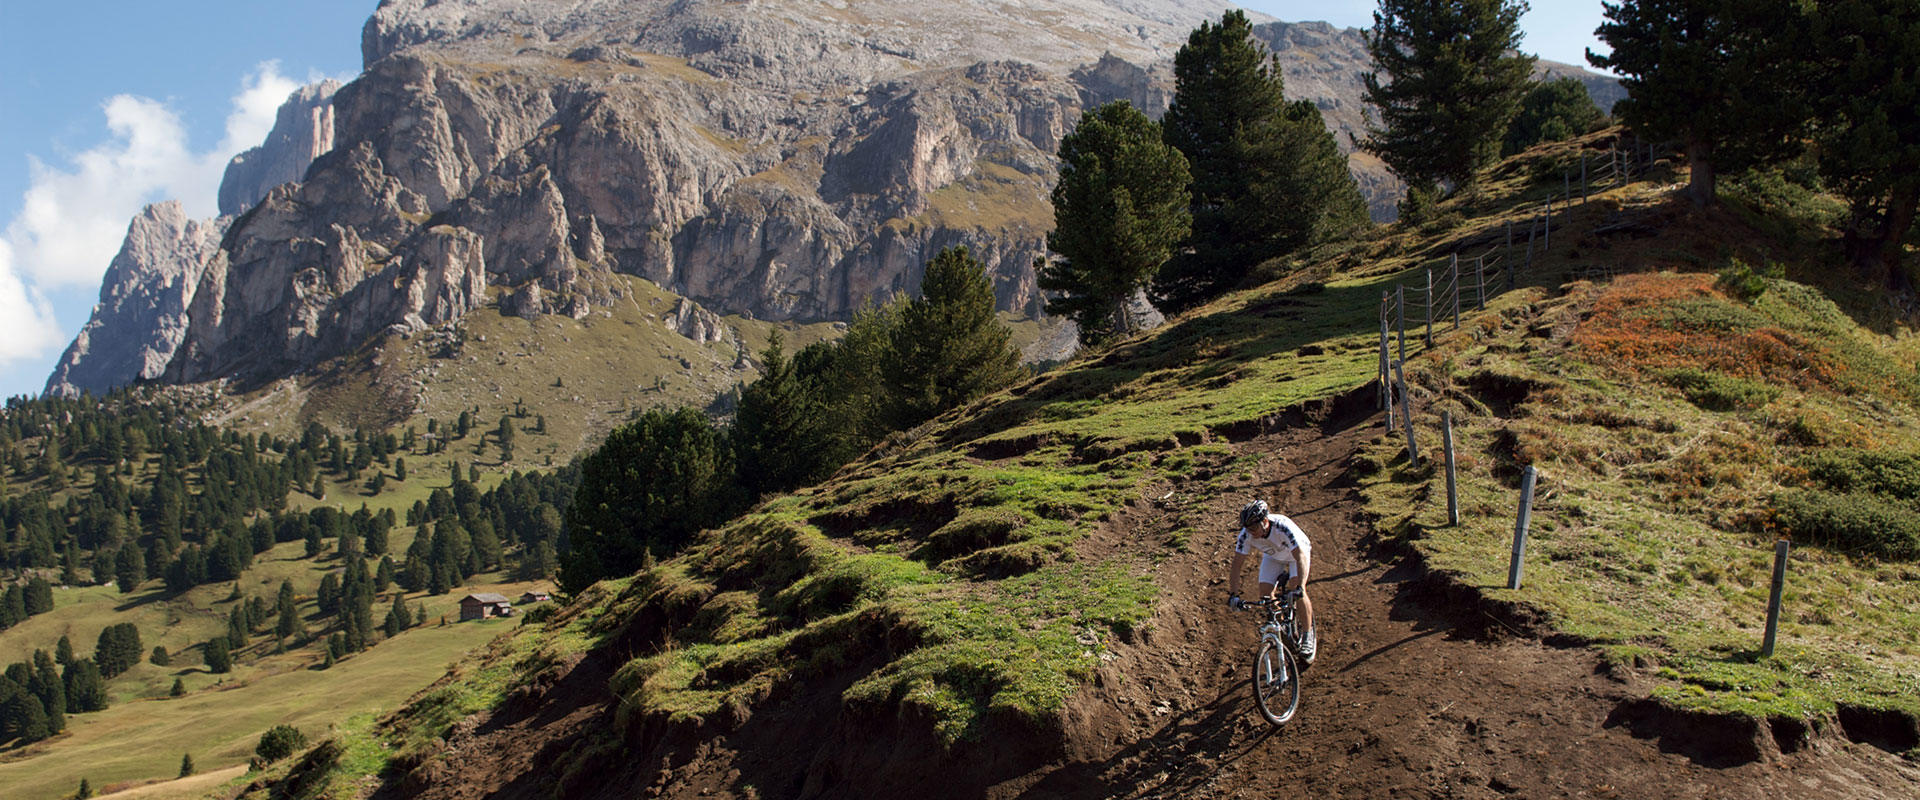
[1762,539,1790,657]
[1507,466,1538,590]
[1397,284,1407,366]
[1425,268,1435,347]
[1395,360,1418,468]
[1379,293,1391,412]
[1475,255,1486,311]
[1451,254,1461,330]
[1444,411,1458,526]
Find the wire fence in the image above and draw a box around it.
[1367,135,1792,656]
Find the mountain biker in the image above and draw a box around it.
[1226,500,1317,664]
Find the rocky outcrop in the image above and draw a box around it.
[219,80,341,215]
[44,202,228,397]
[665,298,730,345]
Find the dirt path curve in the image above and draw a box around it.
[1010,405,1920,800]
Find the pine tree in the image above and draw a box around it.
[1589,0,1808,206]
[384,594,411,637]
[1155,11,1368,310]
[1503,77,1605,155]
[1361,0,1536,194]
[203,637,231,674]
[77,777,93,799]
[61,658,107,713]
[227,608,250,651]
[1041,101,1192,345]
[559,407,737,592]
[56,635,75,668]
[733,333,844,496]
[4,691,51,743]
[882,246,1022,431]
[170,677,185,697]
[151,646,170,666]
[1,585,25,628]
[25,576,54,615]
[1806,0,1920,290]
[115,541,145,594]
[179,753,195,778]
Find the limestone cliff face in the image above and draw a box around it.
[219,80,342,215]
[44,202,227,397]
[48,78,342,396]
[58,0,1620,392]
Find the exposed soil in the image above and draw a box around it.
[392,401,1920,800]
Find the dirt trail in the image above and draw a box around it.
[1006,405,1920,800]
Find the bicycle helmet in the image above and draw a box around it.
[1239,500,1270,530]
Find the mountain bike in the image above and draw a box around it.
[1237,591,1304,726]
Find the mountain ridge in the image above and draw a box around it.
[47,0,1618,408]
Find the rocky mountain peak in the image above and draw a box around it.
[44,202,228,398]
[219,79,342,216]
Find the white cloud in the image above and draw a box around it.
[0,61,299,369]
[0,239,65,364]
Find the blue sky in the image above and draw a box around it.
[0,1,1610,401]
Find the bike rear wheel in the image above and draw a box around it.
[1252,636,1301,726]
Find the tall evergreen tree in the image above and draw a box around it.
[1041,101,1192,345]
[25,576,54,615]
[1155,11,1367,311]
[1589,0,1808,206]
[733,333,841,496]
[1806,0,1920,290]
[384,594,412,638]
[203,637,231,674]
[882,246,1022,430]
[1361,0,1536,194]
[1503,77,1606,155]
[62,658,108,713]
[561,407,737,593]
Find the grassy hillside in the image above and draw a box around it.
[0,273,1063,798]
[13,126,1917,797]
[0,602,527,800]
[247,124,1920,796]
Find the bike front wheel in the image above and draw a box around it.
[1252,636,1301,726]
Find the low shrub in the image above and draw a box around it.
[1795,449,1920,499]
[1660,368,1780,412]
[255,724,308,763]
[1715,259,1783,303]
[1774,489,1920,560]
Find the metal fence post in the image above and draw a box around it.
[1762,539,1790,657]
[1443,411,1458,526]
[1507,466,1538,590]
[1475,255,1486,311]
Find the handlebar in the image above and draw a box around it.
[1232,590,1302,610]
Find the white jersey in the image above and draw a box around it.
[1234,513,1310,568]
